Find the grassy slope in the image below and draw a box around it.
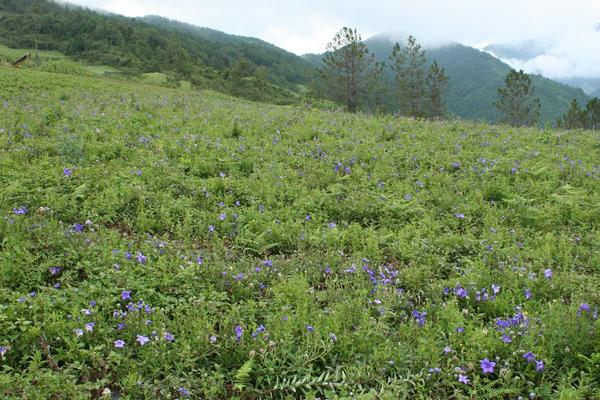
[1,67,600,398]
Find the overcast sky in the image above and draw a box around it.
[65,0,600,78]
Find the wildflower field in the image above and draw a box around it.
[1,67,599,399]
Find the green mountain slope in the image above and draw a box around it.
[0,0,314,98]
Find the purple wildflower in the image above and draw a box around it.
[73,223,84,233]
[0,346,7,357]
[114,339,125,348]
[456,287,468,299]
[458,374,470,384]
[84,322,95,332]
[535,360,545,372]
[63,168,73,177]
[305,325,315,333]
[524,288,532,300]
[235,325,243,342]
[136,335,150,346]
[178,387,191,397]
[13,207,28,215]
[480,358,496,374]
[208,225,215,233]
[209,335,217,344]
[578,303,591,315]
[455,213,465,219]
[544,269,553,279]
[74,328,84,337]
[121,290,132,301]
[218,213,226,221]
[329,332,337,343]
[49,266,62,276]
[136,253,147,265]
[523,352,536,363]
[163,332,175,342]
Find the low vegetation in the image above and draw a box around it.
[1,66,599,398]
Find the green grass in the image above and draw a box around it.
[0,43,66,62]
[0,66,599,399]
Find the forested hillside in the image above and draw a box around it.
[0,0,314,103]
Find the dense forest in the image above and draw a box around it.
[0,0,314,104]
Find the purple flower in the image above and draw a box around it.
[502,334,512,343]
[84,322,95,332]
[73,223,84,233]
[235,325,243,342]
[412,310,427,326]
[178,387,191,397]
[523,351,536,363]
[263,259,273,267]
[208,225,215,233]
[136,253,147,265]
[233,272,245,281]
[455,213,465,219]
[74,328,84,337]
[13,207,28,215]
[403,194,413,201]
[121,290,131,301]
[63,168,73,177]
[451,161,462,169]
[443,346,453,354]
[306,325,315,333]
[163,332,175,342]
[329,332,337,343]
[544,269,553,279]
[328,221,337,228]
[114,339,125,348]
[455,287,468,299]
[196,256,204,265]
[49,266,62,276]
[535,360,545,372]
[524,288,532,300]
[305,214,311,221]
[456,326,465,333]
[209,335,217,344]
[480,358,496,374]
[0,346,7,357]
[578,303,591,315]
[218,213,226,221]
[458,374,470,384]
[429,367,441,374]
[491,284,501,295]
[136,335,150,346]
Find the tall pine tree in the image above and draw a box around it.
[495,69,541,127]
[390,36,427,117]
[321,27,377,113]
[426,61,448,118]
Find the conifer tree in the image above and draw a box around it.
[585,97,600,130]
[390,36,427,117]
[322,27,376,113]
[426,61,448,118]
[495,69,541,127]
[558,99,586,129]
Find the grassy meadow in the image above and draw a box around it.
[0,66,599,399]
